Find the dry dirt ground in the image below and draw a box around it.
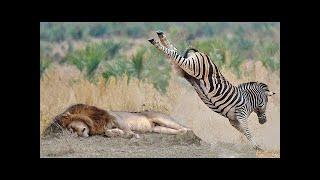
[40,130,278,158]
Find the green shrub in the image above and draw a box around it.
[228,51,244,78]
[131,48,146,79]
[102,58,134,83]
[102,47,171,94]
[62,42,107,79]
[89,24,109,37]
[102,48,146,84]
[126,25,144,38]
[192,38,227,68]
[68,25,85,40]
[141,48,171,94]
[61,40,124,80]
[257,41,280,71]
[101,41,122,59]
[47,24,66,42]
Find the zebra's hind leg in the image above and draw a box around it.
[230,119,263,151]
[156,31,178,51]
[155,31,187,77]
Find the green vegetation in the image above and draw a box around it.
[61,41,123,80]
[62,42,106,79]
[40,48,52,77]
[40,58,51,77]
[192,38,228,68]
[40,22,280,93]
[102,47,171,94]
[258,41,280,71]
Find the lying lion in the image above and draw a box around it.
[47,104,190,138]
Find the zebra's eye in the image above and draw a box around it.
[82,128,86,133]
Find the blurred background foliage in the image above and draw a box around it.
[40,22,280,93]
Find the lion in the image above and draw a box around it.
[67,120,90,137]
[104,110,190,138]
[51,104,115,136]
[46,104,190,138]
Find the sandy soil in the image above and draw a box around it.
[40,129,278,158]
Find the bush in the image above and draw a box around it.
[192,38,228,68]
[126,25,144,38]
[44,23,66,42]
[89,24,109,37]
[228,51,244,78]
[102,58,134,83]
[62,42,107,80]
[68,25,85,40]
[102,47,171,94]
[141,48,171,94]
[131,48,146,79]
[61,40,124,80]
[100,41,122,59]
[258,41,280,71]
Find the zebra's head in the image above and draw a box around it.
[255,82,276,124]
[259,82,276,96]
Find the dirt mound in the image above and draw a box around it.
[124,130,203,146]
[41,128,266,158]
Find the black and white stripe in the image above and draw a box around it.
[148,32,275,150]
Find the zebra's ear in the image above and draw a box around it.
[265,91,276,96]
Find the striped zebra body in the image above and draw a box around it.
[158,45,246,120]
[188,76,239,119]
[148,31,275,150]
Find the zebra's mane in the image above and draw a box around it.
[238,81,269,92]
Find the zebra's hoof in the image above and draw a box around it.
[254,145,263,151]
[156,30,163,36]
[148,38,155,44]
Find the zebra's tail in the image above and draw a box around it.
[183,48,199,58]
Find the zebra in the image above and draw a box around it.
[148,31,276,150]
[238,82,275,125]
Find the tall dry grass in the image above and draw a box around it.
[40,61,279,153]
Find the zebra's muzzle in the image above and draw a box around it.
[258,117,267,124]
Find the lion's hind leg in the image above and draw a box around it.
[151,117,189,133]
[110,114,140,138]
[152,126,186,135]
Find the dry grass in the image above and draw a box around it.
[40,61,280,158]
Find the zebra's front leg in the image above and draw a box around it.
[230,119,263,151]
